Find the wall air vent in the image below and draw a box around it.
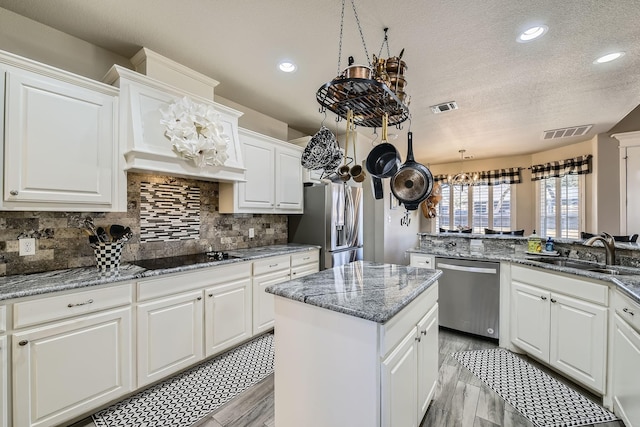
[542,124,593,140]
[430,101,458,114]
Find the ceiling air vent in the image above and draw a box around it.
[542,124,593,140]
[430,101,458,114]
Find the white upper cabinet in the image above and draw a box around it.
[613,131,640,235]
[0,50,124,211]
[104,65,245,183]
[219,128,303,214]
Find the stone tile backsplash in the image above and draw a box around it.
[0,173,288,276]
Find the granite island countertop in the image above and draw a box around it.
[265,260,442,324]
[408,246,640,304]
[0,244,319,301]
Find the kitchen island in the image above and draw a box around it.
[265,261,441,427]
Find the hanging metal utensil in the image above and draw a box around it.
[390,131,434,210]
[338,110,353,181]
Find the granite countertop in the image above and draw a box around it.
[408,247,640,304]
[265,260,442,324]
[0,244,319,302]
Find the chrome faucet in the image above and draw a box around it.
[583,232,616,266]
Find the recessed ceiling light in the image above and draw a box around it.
[594,52,625,64]
[517,25,548,43]
[278,61,297,73]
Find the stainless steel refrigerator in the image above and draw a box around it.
[289,182,363,270]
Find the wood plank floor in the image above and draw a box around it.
[73,328,624,427]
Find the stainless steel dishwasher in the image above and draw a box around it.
[435,257,500,339]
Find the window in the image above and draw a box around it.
[537,174,583,238]
[436,183,514,232]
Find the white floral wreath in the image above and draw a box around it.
[160,96,230,168]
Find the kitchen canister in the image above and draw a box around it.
[94,242,125,271]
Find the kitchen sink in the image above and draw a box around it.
[533,258,638,276]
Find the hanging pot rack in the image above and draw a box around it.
[316,0,410,128]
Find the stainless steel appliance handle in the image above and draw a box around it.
[437,262,497,275]
[345,186,356,247]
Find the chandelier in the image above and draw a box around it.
[315,0,410,128]
[448,150,478,186]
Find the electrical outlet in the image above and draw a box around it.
[19,238,36,256]
[249,228,255,238]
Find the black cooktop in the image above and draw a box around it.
[131,252,230,270]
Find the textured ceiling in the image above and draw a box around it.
[2,0,640,164]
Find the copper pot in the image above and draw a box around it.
[386,72,407,90]
[343,64,373,79]
[385,57,407,75]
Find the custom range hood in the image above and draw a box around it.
[103,48,245,182]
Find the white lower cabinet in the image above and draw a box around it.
[136,291,204,387]
[12,307,132,427]
[252,270,290,335]
[252,250,319,335]
[0,335,7,427]
[409,253,435,269]
[417,304,439,419]
[511,265,608,394]
[610,291,640,426]
[382,327,418,427]
[205,278,252,357]
[382,302,439,427]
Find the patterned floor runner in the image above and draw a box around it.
[452,349,617,427]
[93,333,274,427]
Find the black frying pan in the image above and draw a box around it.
[366,142,401,178]
[390,132,433,210]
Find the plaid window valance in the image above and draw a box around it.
[530,154,592,181]
[434,167,522,186]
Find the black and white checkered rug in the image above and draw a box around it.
[93,333,274,427]
[452,349,617,427]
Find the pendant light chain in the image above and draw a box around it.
[377,28,391,59]
[337,0,372,75]
[350,0,371,66]
[337,0,345,75]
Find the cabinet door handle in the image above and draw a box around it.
[9,190,18,196]
[18,340,28,346]
[415,336,421,343]
[208,294,213,297]
[197,297,202,301]
[269,264,278,268]
[68,299,94,308]
[303,256,310,261]
[623,308,635,316]
[550,298,557,303]
[421,330,427,335]
[540,296,547,301]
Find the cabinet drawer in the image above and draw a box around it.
[291,263,319,279]
[612,291,640,333]
[253,255,290,275]
[13,283,132,329]
[410,254,434,269]
[137,262,251,301]
[0,305,5,333]
[291,250,319,268]
[511,265,608,305]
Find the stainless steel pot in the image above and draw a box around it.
[390,132,433,210]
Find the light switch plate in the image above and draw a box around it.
[19,238,36,256]
[249,228,255,238]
